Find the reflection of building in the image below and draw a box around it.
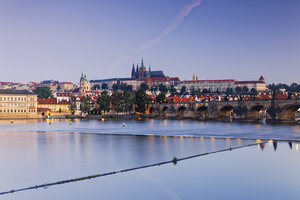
[0,89,38,119]
[235,76,267,92]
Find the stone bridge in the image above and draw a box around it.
[149,99,300,122]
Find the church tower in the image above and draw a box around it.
[80,73,90,95]
[131,63,136,79]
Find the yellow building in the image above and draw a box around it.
[37,98,71,116]
[0,89,38,119]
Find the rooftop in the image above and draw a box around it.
[0,89,35,95]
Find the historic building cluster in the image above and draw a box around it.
[0,58,272,119]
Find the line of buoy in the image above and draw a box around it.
[0,142,265,196]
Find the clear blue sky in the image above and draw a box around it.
[0,0,299,84]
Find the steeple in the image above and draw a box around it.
[131,63,136,79]
[141,58,144,68]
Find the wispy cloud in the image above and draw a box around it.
[141,0,203,50]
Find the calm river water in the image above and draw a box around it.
[0,119,299,200]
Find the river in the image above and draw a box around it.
[0,119,299,200]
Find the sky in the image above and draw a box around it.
[0,0,299,84]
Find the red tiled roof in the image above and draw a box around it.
[60,82,73,84]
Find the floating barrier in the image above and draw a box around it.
[0,142,265,196]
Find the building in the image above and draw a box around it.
[54,91,73,103]
[90,59,180,91]
[58,82,74,91]
[178,79,237,93]
[80,73,91,95]
[178,75,267,93]
[234,76,267,92]
[37,97,71,116]
[0,89,38,119]
[131,59,166,80]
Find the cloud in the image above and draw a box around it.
[141,0,203,50]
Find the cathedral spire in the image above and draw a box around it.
[141,58,144,68]
[131,63,136,79]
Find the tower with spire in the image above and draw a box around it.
[131,63,136,79]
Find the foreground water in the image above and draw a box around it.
[0,119,299,200]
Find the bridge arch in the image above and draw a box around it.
[247,105,265,119]
[219,105,234,118]
[195,106,208,119]
[279,104,300,121]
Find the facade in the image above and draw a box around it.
[234,76,267,92]
[80,73,91,95]
[37,98,71,115]
[59,82,74,91]
[54,91,73,103]
[178,79,237,93]
[178,75,267,93]
[0,89,38,119]
[90,59,180,91]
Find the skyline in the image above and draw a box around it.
[0,0,299,84]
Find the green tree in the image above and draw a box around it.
[156,93,166,103]
[34,87,52,98]
[180,86,186,95]
[101,83,108,90]
[70,98,77,115]
[158,84,168,93]
[112,92,125,113]
[140,83,149,91]
[97,90,111,113]
[124,91,135,113]
[92,84,100,90]
[235,87,242,93]
[135,89,149,114]
[58,108,62,113]
[80,95,91,114]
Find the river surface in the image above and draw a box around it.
[0,119,299,200]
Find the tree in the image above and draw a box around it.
[140,83,149,91]
[101,83,108,90]
[58,108,62,113]
[180,86,186,95]
[158,84,168,93]
[124,91,135,113]
[70,98,77,115]
[56,85,61,91]
[170,85,177,95]
[112,84,118,92]
[80,95,91,114]
[97,90,111,113]
[226,87,233,94]
[202,89,209,94]
[156,93,166,103]
[34,87,52,98]
[235,87,242,93]
[242,86,249,93]
[112,92,125,113]
[92,84,100,90]
[135,89,149,114]
[251,88,258,94]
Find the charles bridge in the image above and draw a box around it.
[149,99,300,122]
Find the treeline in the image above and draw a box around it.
[79,89,153,115]
[268,83,300,92]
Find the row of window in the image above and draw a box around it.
[0,103,28,107]
[0,109,36,113]
[0,97,28,102]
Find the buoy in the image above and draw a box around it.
[10,120,13,124]
[69,121,72,125]
[123,122,125,127]
[101,118,104,122]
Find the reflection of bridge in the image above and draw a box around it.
[150,99,300,122]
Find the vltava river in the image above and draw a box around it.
[0,119,299,200]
